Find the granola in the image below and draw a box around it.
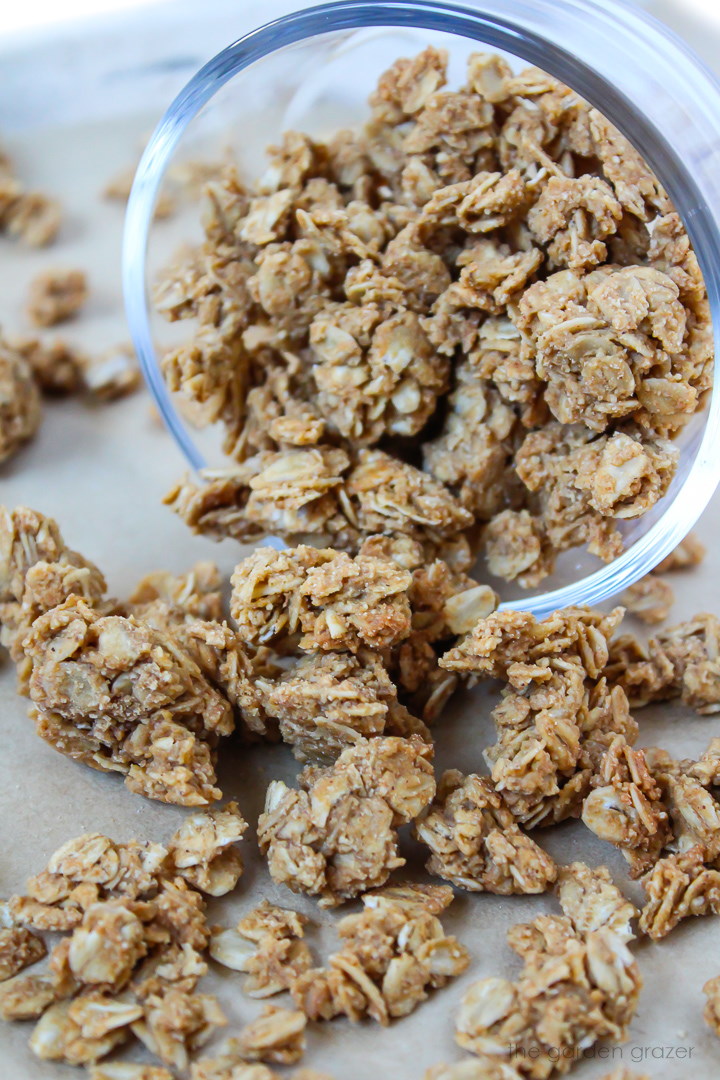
[455,913,641,1077]
[415,769,557,892]
[653,531,705,573]
[638,845,720,940]
[156,48,709,583]
[618,575,674,625]
[605,613,720,713]
[441,608,637,826]
[0,926,46,981]
[0,335,42,463]
[0,149,61,246]
[703,974,720,1038]
[257,736,435,905]
[291,883,468,1024]
[210,900,312,997]
[27,269,88,328]
[166,802,248,896]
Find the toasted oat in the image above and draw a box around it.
[291,883,468,1024]
[556,862,638,942]
[257,736,435,905]
[30,998,130,1065]
[619,575,674,624]
[27,269,88,328]
[132,987,227,1070]
[23,595,234,805]
[0,335,42,463]
[210,900,312,997]
[415,769,557,893]
[11,336,87,396]
[653,531,705,573]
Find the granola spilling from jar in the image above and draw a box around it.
[156,47,711,589]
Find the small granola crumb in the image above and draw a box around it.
[619,575,674,624]
[27,269,88,328]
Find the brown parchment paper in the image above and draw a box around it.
[2,38,720,1080]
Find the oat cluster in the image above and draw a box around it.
[0,146,61,246]
[157,48,710,588]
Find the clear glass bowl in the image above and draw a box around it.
[123,0,720,618]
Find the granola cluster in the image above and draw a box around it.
[157,48,710,586]
[257,736,435,906]
[581,737,720,937]
[291,883,469,1024]
[454,863,641,1078]
[0,146,61,246]
[441,607,637,826]
[27,268,88,328]
[605,612,720,713]
[210,901,313,998]
[0,333,42,463]
[0,815,252,1071]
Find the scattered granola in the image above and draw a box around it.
[27,269,88,328]
[638,845,720,940]
[291,883,468,1024]
[653,531,705,573]
[257,736,435,905]
[0,334,42,463]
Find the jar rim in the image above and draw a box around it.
[124,0,720,617]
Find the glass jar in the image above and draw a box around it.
[123,0,720,617]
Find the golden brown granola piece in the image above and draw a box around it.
[258,736,435,905]
[483,510,554,588]
[653,531,705,573]
[456,916,641,1078]
[309,302,449,444]
[165,448,351,544]
[11,336,86,396]
[131,987,226,1070]
[638,844,720,940]
[67,900,148,989]
[703,974,720,1038]
[582,736,672,876]
[83,343,142,402]
[556,862,638,942]
[256,650,427,764]
[618,575,674,625]
[0,505,107,669]
[0,335,41,463]
[0,972,59,1021]
[590,108,672,221]
[291,883,468,1024]
[0,925,46,981]
[606,614,720,713]
[167,802,248,896]
[528,174,622,270]
[229,1006,306,1065]
[0,152,61,245]
[129,561,223,625]
[442,608,636,827]
[24,596,233,805]
[230,544,412,652]
[191,1060,278,1080]
[425,1063,524,1080]
[27,268,88,328]
[210,900,312,998]
[415,770,557,893]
